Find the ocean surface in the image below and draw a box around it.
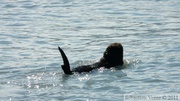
[0,0,180,100]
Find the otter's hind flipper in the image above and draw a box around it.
[58,46,72,74]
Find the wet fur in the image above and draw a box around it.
[58,43,124,74]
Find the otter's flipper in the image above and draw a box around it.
[58,46,72,74]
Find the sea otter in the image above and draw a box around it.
[58,42,124,74]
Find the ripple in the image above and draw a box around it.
[0,0,180,100]
[0,41,12,45]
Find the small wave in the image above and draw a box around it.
[123,59,142,69]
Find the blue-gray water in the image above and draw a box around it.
[0,0,180,100]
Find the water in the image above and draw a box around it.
[0,0,179,100]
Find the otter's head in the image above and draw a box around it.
[103,43,123,67]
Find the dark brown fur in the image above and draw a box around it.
[59,42,124,74]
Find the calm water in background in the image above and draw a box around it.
[0,0,180,100]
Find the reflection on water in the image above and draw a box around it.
[0,0,180,100]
